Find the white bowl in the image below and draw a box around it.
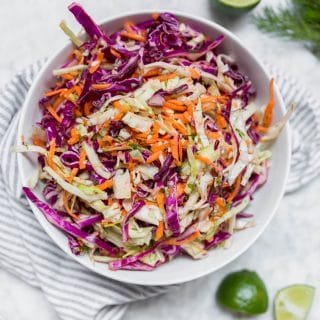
[17,11,291,286]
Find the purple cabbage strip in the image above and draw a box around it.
[67,235,81,255]
[204,231,231,250]
[75,214,103,229]
[165,175,180,236]
[119,261,155,271]
[60,150,80,168]
[121,200,145,242]
[236,212,254,219]
[23,187,119,256]
[109,243,159,270]
[68,2,104,39]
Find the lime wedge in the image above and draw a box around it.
[275,285,315,320]
[216,270,268,315]
[217,0,261,10]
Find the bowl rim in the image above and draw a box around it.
[17,9,291,286]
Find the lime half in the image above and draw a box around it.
[216,270,268,315]
[275,285,315,320]
[217,0,261,10]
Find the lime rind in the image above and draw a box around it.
[218,0,261,9]
[275,284,316,320]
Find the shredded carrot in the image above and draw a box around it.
[171,120,187,135]
[67,168,79,183]
[110,48,122,59]
[164,101,187,112]
[52,96,64,111]
[74,107,82,117]
[120,31,145,42]
[61,73,74,81]
[155,221,164,241]
[63,191,78,220]
[170,136,180,165]
[202,102,217,112]
[262,78,275,128]
[215,197,225,207]
[91,83,112,90]
[124,21,134,33]
[189,67,201,80]
[256,125,269,133]
[47,105,62,123]
[79,148,86,170]
[195,154,212,165]
[152,72,177,82]
[156,191,165,210]
[144,68,161,78]
[227,175,241,202]
[186,102,194,117]
[164,231,201,246]
[113,100,128,113]
[177,182,186,196]
[207,131,221,140]
[47,139,57,170]
[146,150,162,163]
[84,101,92,117]
[32,137,46,148]
[45,88,66,97]
[152,12,160,20]
[71,49,82,61]
[67,127,80,145]
[89,52,104,74]
[151,142,169,152]
[108,198,113,206]
[97,179,113,190]
[166,99,184,105]
[216,113,227,129]
[144,200,156,206]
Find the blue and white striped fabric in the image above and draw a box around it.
[0,61,319,320]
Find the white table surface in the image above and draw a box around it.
[0,0,319,319]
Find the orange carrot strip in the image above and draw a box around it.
[47,105,62,123]
[84,101,92,117]
[152,72,177,82]
[151,142,169,152]
[256,125,269,133]
[146,151,162,163]
[207,131,221,140]
[171,120,187,135]
[215,197,225,207]
[89,52,104,74]
[110,48,122,59]
[227,175,241,202]
[156,191,165,210]
[166,99,184,106]
[202,103,217,112]
[63,191,78,220]
[164,101,187,112]
[144,68,161,78]
[91,83,112,90]
[152,12,160,20]
[155,221,164,241]
[120,31,145,42]
[96,179,113,191]
[124,21,134,33]
[52,96,64,111]
[79,148,86,170]
[195,154,212,165]
[45,88,67,97]
[47,139,57,170]
[170,136,179,164]
[67,127,80,145]
[32,137,46,148]
[74,108,82,117]
[262,79,275,128]
[188,67,201,80]
[67,168,79,183]
[186,102,194,117]
[216,113,227,129]
[164,231,201,246]
[108,198,113,206]
[113,101,128,113]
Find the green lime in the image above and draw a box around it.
[217,0,261,9]
[216,269,268,315]
[274,285,315,320]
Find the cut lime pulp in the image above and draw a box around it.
[275,285,315,320]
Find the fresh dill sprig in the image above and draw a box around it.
[254,0,320,58]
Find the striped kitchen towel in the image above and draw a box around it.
[0,61,319,320]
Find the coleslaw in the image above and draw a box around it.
[18,3,292,271]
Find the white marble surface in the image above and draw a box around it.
[0,0,319,319]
